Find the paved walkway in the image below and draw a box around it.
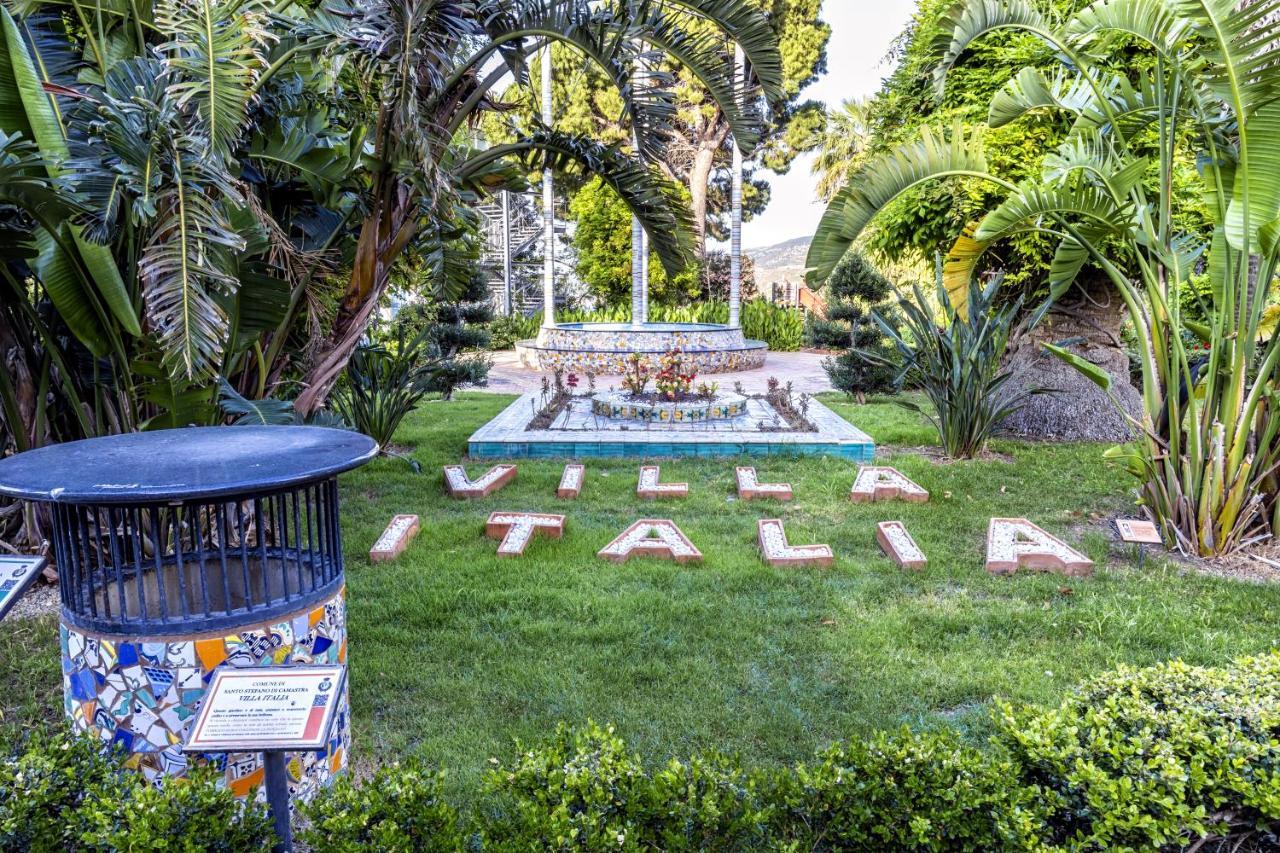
[479,349,838,395]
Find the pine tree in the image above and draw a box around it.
[817,253,899,403]
[394,271,494,401]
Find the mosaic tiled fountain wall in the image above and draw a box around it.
[62,587,349,800]
[515,322,768,374]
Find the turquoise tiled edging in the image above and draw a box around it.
[467,393,876,461]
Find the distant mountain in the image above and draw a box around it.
[746,236,811,288]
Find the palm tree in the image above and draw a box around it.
[810,98,873,202]
[292,0,785,415]
[0,0,361,443]
[807,0,1280,557]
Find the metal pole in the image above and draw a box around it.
[501,190,513,317]
[729,44,744,329]
[541,45,556,327]
[263,751,293,852]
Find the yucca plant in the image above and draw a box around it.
[331,329,438,454]
[808,0,1280,557]
[867,275,1043,459]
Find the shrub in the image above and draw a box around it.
[74,766,275,852]
[0,732,115,851]
[0,732,272,853]
[507,300,805,352]
[482,722,771,850]
[770,730,1047,851]
[300,759,463,852]
[805,316,851,350]
[331,329,437,451]
[996,654,1280,851]
[10,655,1280,852]
[872,276,1045,458]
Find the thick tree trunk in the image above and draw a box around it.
[1000,276,1143,442]
[0,313,38,451]
[687,122,730,261]
[688,144,715,260]
[294,168,418,416]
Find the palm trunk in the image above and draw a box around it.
[1000,275,1143,441]
[294,124,419,417]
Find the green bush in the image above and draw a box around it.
[770,731,1047,851]
[500,299,805,352]
[996,653,1280,851]
[0,732,273,852]
[300,759,463,852]
[873,276,1044,459]
[9,654,1280,851]
[805,316,851,349]
[482,723,771,850]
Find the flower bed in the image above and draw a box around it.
[590,389,749,423]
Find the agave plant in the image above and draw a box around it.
[330,329,439,455]
[808,0,1280,557]
[868,275,1043,459]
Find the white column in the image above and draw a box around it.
[729,44,744,329]
[640,230,650,323]
[631,215,644,325]
[501,190,513,316]
[630,39,646,326]
[541,45,556,327]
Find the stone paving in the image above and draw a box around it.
[480,349,837,396]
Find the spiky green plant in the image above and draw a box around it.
[808,0,1280,557]
[866,275,1042,459]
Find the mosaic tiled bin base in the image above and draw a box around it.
[591,390,748,422]
[61,587,349,803]
[515,322,768,375]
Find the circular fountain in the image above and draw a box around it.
[515,322,768,375]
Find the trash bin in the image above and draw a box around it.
[0,426,376,802]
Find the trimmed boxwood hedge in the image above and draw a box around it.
[4,653,1279,851]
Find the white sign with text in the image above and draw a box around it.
[184,665,345,753]
[0,555,47,622]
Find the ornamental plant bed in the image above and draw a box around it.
[524,349,819,433]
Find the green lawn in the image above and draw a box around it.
[4,393,1280,793]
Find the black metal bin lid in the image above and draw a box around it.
[0,426,378,504]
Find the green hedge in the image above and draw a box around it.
[489,300,806,352]
[0,732,273,852]
[5,653,1279,851]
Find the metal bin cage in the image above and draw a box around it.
[50,480,344,634]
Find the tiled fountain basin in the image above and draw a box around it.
[468,392,875,460]
[515,322,768,375]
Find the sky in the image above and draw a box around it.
[739,0,918,250]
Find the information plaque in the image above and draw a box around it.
[184,665,346,753]
[1115,519,1163,545]
[0,554,47,622]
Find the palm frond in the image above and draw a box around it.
[932,0,1050,100]
[806,124,990,283]
[1068,0,1192,57]
[989,67,1093,128]
[216,376,295,425]
[1172,0,1280,120]
[658,0,784,104]
[137,135,245,379]
[976,182,1131,243]
[157,0,271,156]
[640,4,766,155]
[461,129,695,275]
[942,222,989,315]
